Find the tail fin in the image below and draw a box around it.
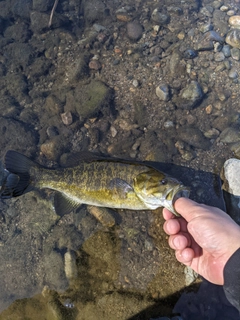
[2,150,39,197]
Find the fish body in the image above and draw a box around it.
[2,150,190,216]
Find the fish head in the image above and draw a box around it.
[133,169,190,216]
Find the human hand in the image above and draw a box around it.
[163,198,240,285]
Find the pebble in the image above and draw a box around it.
[214,52,225,61]
[229,15,240,28]
[198,31,224,51]
[204,128,220,138]
[155,83,170,101]
[199,22,213,33]
[222,44,231,57]
[231,47,240,60]
[87,205,115,227]
[64,250,77,281]
[220,5,229,11]
[184,266,198,285]
[182,49,197,59]
[132,79,139,87]
[219,127,240,143]
[46,126,59,138]
[222,158,240,196]
[61,111,73,125]
[40,136,63,161]
[126,21,143,41]
[151,9,170,25]
[163,120,174,128]
[89,59,102,70]
[177,81,203,110]
[205,104,213,114]
[228,69,238,79]
[227,10,235,16]
[226,29,240,49]
[110,125,117,137]
[177,126,211,150]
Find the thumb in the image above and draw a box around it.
[174,197,205,222]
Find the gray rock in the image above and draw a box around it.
[228,69,238,79]
[0,118,37,159]
[231,47,240,60]
[126,22,143,41]
[82,0,109,24]
[177,126,211,150]
[71,80,112,119]
[151,9,170,25]
[219,127,240,143]
[222,159,240,195]
[182,49,198,59]
[222,44,231,57]
[221,158,240,223]
[30,11,68,33]
[12,0,31,19]
[32,0,53,12]
[169,51,181,74]
[64,54,89,84]
[212,9,229,35]
[156,83,170,101]
[214,51,225,61]
[198,31,224,51]
[4,42,34,69]
[4,22,30,42]
[174,81,204,110]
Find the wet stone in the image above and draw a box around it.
[222,45,231,57]
[231,47,240,60]
[182,49,197,59]
[226,29,240,49]
[155,83,170,101]
[61,111,73,126]
[32,0,52,11]
[228,69,238,79]
[40,136,64,161]
[151,9,170,25]
[197,31,224,51]
[12,0,31,19]
[214,52,225,61]
[219,127,240,143]
[212,9,229,35]
[46,126,59,138]
[177,126,211,150]
[89,59,102,70]
[126,22,143,41]
[229,15,240,28]
[174,81,203,110]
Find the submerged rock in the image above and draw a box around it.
[74,80,112,119]
[174,81,203,110]
[226,29,240,49]
[126,21,143,41]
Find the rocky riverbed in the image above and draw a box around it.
[0,0,240,319]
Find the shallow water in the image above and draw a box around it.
[0,0,240,319]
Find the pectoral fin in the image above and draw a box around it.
[54,192,81,216]
[109,178,134,199]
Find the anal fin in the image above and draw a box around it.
[54,192,81,216]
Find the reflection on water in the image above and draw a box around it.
[0,0,240,318]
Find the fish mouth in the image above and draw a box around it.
[165,186,190,216]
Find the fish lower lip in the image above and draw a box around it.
[172,187,190,204]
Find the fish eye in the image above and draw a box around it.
[161,179,167,185]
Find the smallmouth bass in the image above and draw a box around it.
[1,150,190,216]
